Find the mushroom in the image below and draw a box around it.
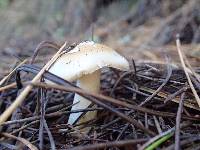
[48,41,129,125]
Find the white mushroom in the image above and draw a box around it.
[48,41,129,125]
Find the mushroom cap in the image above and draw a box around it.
[48,41,129,81]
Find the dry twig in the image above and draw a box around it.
[0,42,66,125]
[176,37,200,107]
[1,132,38,150]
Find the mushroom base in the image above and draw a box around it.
[68,70,100,125]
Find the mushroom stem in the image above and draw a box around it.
[68,70,100,125]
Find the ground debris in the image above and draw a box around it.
[0,52,200,149]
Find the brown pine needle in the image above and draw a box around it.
[0,59,27,86]
[0,42,66,125]
[184,55,200,83]
[1,132,38,150]
[0,82,17,92]
[176,37,200,107]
